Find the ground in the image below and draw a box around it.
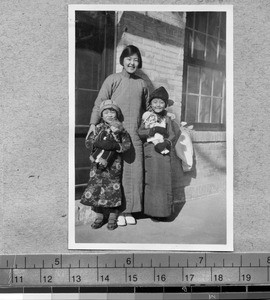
[75,193,227,246]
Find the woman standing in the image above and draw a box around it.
[86,45,148,226]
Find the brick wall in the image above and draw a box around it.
[115,11,185,122]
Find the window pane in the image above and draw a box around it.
[75,89,98,125]
[195,12,207,33]
[222,97,226,124]
[186,95,198,123]
[199,96,211,123]
[76,49,102,90]
[187,66,200,94]
[206,36,218,63]
[185,28,193,58]
[208,12,220,37]
[194,32,206,60]
[201,68,212,96]
[220,12,226,40]
[211,98,222,123]
[186,12,194,28]
[218,40,226,65]
[213,70,224,97]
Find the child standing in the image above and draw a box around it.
[138,87,180,219]
[80,100,131,230]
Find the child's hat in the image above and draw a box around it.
[99,99,121,117]
[149,86,169,107]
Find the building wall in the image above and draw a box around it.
[115,11,185,121]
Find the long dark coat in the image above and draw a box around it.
[89,68,148,213]
[80,122,131,208]
[138,114,180,217]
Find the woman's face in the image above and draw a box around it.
[150,98,166,113]
[102,109,117,123]
[123,54,139,74]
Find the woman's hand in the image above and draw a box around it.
[86,124,96,140]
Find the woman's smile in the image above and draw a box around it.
[123,54,139,74]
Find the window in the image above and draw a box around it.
[182,12,226,130]
[75,11,115,199]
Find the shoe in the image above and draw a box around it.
[107,219,118,230]
[125,215,137,225]
[91,218,105,229]
[117,215,127,226]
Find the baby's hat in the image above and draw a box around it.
[99,99,121,117]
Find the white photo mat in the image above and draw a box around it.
[68,4,233,251]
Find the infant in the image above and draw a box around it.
[142,111,169,155]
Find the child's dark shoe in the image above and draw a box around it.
[107,219,118,230]
[91,218,105,229]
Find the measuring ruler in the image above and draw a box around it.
[1,253,270,298]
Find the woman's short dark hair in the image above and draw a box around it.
[119,45,142,69]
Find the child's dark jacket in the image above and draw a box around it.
[80,122,131,208]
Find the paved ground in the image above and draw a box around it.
[75,192,227,246]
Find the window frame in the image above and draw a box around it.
[182,12,226,131]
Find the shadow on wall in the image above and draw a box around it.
[136,69,155,95]
[192,140,226,175]
[117,11,185,48]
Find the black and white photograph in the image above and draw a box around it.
[68,4,233,251]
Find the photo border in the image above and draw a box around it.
[68,4,233,251]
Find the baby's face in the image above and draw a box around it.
[149,115,156,122]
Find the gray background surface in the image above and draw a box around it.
[1,0,270,254]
